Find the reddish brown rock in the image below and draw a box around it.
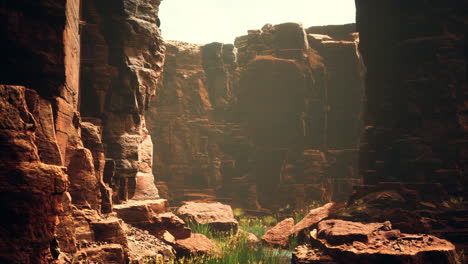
[90,218,128,247]
[77,244,127,264]
[173,233,220,258]
[114,199,191,240]
[292,203,340,235]
[294,219,457,264]
[0,85,69,263]
[177,201,239,232]
[113,199,168,225]
[153,212,192,239]
[261,218,295,248]
[292,245,337,264]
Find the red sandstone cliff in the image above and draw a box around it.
[146,23,365,209]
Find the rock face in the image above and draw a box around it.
[293,219,457,264]
[0,85,69,263]
[356,0,467,190]
[146,23,364,209]
[177,201,239,232]
[0,0,167,263]
[80,0,164,203]
[349,0,468,255]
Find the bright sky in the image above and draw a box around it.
[159,0,356,44]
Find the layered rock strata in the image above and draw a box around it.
[146,23,365,209]
[0,0,169,263]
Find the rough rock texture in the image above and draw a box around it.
[349,0,468,256]
[172,233,221,258]
[292,203,341,235]
[114,199,191,240]
[356,0,467,190]
[80,0,165,202]
[125,224,175,264]
[0,85,69,263]
[261,218,295,248]
[177,201,239,232]
[0,0,168,263]
[146,23,364,209]
[293,219,457,264]
[261,203,338,248]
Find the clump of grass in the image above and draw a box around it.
[239,218,267,238]
[186,220,213,238]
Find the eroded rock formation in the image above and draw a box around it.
[0,0,169,263]
[146,23,365,209]
[344,0,468,255]
[293,220,456,264]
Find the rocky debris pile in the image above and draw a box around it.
[177,201,239,232]
[293,219,456,264]
[125,224,175,264]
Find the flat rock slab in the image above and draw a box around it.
[113,199,168,224]
[297,219,457,264]
[177,201,238,232]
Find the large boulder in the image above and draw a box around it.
[177,201,239,232]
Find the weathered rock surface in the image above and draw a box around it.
[261,203,339,248]
[114,199,192,240]
[356,0,467,190]
[125,224,175,264]
[0,85,70,263]
[147,23,364,209]
[293,219,457,264]
[0,0,166,262]
[262,218,295,248]
[292,203,341,235]
[172,233,221,258]
[177,201,239,232]
[80,0,164,202]
[76,244,127,264]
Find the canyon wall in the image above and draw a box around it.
[146,23,365,209]
[337,0,468,253]
[357,0,467,191]
[0,0,167,263]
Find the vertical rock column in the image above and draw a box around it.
[81,0,165,202]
